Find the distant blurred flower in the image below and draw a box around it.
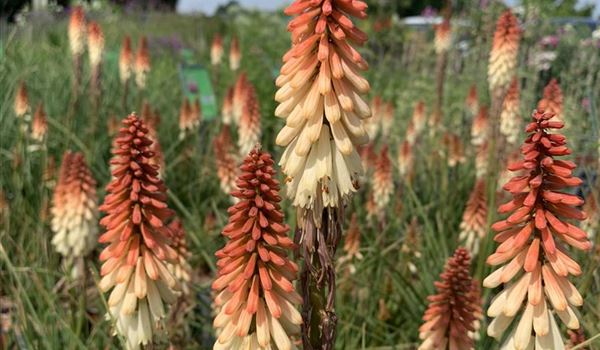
[211,34,223,66]
[229,36,241,71]
[581,192,598,241]
[222,87,234,125]
[31,103,48,142]
[381,101,394,138]
[187,81,198,94]
[488,10,521,94]
[14,81,29,118]
[421,6,437,18]
[581,97,590,112]
[538,78,563,121]
[471,106,489,147]
[500,77,521,144]
[87,21,104,70]
[434,19,451,55]
[539,35,560,48]
[398,140,414,183]
[213,126,238,200]
[475,142,489,178]
[465,84,479,116]
[373,145,393,217]
[167,219,192,295]
[530,50,557,71]
[238,84,261,156]
[135,36,151,89]
[232,73,248,126]
[459,179,488,255]
[68,6,86,58]
[119,36,133,85]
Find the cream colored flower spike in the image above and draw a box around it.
[275,0,371,221]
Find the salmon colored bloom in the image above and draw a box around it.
[500,77,521,144]
[213,126,239,199]
[488,10,521,94]
[475,142,489,178]
[98,114,181,349]
[212,148,302,349]
[233,73,249,126]
[120,36,134,85]
[275,0,370,218]
[229,36,241,71]
[465,84,479,116]
[444,133,466,167]
[459,179,488,255]
[537,78,563,121]
[484,110,591,349]
[373,145,393,217]
[31,103,48,142]
[14,81,29,118]
[87,21,104,70]
[380,101,394,138]
[135,37,151,89]
[211,34,224,66]
[167,219,192,295]
[179,98,201,140]
[418,248,481,350]
[410,100,426,143]
[222,87,234,125]
[471,106,489,147]
[51,151,98,260]
[434,19,451,55]
[238,84,261,156]
[68,6,86,58]
[365,96,382,139]
[398,140,414,182]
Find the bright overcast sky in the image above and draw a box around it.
[179,0,599,17]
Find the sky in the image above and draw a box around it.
[179,0,600,17]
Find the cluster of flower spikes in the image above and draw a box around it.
[50,151,98,260]
[212,147,302,350]
[275,0,371,222]
[418,247,482,350]
[98,114,181,350]
[484,110,591,349]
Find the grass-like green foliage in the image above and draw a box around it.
[0,3,599,349]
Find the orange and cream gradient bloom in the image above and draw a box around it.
[500,77,521,144]
[233,73,249,126]
[14,81,29,118]
[222,87,234,125]
[488,10,521,94]
[373,145,393,215]
[275,0,370,220]
[31,103,48,142]
[458,179,488,255]
[418,248,481,350]
[229,36,241,71]
[68,6,86,58]
[212,148,302,349]
[465,84,479,116]
[434,19,451,55]
[98,114,181,349]
[87,21,104,71]
[211,34,224,66]
[471,106,489,147]
[50,151,98,259]
[398,140,414,181]
[238,84,262,156]
[179,98,201,140]
[120,36,134,85]
[537,78,563,121]
[135,37,151,89]
[213,126,239,199]
[484,110,591,349]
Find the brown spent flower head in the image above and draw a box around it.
[211,34,224,66]
[418,248,481,350]
[471,106,489,147]
[222,86,235,125]
[276,0,370,218]
[51,151,98,259]
[459,179,489,255]
[484,110,591,348]
[500,77,522,144]
[238,84,262,156]
[98,114,181,349]
[229,35,241,71]
[465,84,479,115]
[120,36,134,85]
[434,19,452,55]
[179,98,201,139]
[232,73,249,126]
[31,103,48,142]
[537,78,563,121]
[488,10,521,93]
[373,145,393,216]
[135,37,151,89]
[167,219,192,295]
[398,140,414,182]
[87,21,104,69]
[68,6,87,57]
[14,81,29,118]
[213,126,239,199]
[212,147,302,349]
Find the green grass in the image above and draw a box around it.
[1,3,599,349]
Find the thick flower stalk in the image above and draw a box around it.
[500,77,521,144]
[179,98,201,140]
[222,87,234,125]
[98,114,181,349]
[120,36,134,85]
[167,219,192,295]
[434,19,451,55]
[135,37,151,89]
[275,1,370,348]
[537,78,563,121]
[88,21,104,103]
[398,140,414,182]
[68,5,86,92]
[213,126,239,199]
[418,248,481,350]
[488,10,521,95]
[471,106,489,147]
[465,84,479,116]
[211,34,224,66]
[229,36,241,71]
[14,81,29,118]
[51,151,98,260]
[484,110,591,349]
[238,84,261,156]
[30,103,47,143]
[233,73,248,126]
[212,148,302,349]
[373,145,393,218]
[458,179,488,255]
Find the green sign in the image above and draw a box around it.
[179,63,218,121]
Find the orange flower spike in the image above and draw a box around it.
[213,126,239,199]
[167,219,192,295]
[14,81,29,118]
[229,35,241,71]
[222,87,234,125]
[459,179,489,255]
[398,140,414,181]
[434,19,451,55]
[484,110,590,348]
[537,78,563,121]
[68,6,86,58]
[373,144,393,216]
[500,77,521,144]
[87,21,104,70]
[119,36,134,85]
[98,114,180,349]
[418,248,481,350]
[238,84,262,156]
[465,84,479,116]
[232,73,248,125]
[488,10,521,94]
[471,106,489,146]
[135,37,151,89]
[212,147,301,349]
[31,103,48,142]
[211,33,224,66]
